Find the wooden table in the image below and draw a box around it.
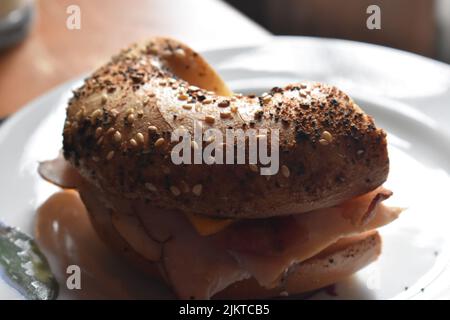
[0,0,269,117]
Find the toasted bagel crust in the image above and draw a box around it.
[63,37,389,218]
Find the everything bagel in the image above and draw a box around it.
[62,37,389,219]
[37,37,402,299]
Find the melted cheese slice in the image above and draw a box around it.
[186,213,234,236]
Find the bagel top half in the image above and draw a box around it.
[62,37,389,219]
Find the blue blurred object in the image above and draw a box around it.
[0,0,34,50]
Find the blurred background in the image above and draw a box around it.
[0,0,449,118]
[226,0,450,61]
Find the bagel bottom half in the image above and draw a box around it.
[78,180,381,299]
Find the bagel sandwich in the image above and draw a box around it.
[39,37,402,299]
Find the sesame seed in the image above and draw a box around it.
[218,100,230,108]
[170,186,181,196]
[178,93,189,101]
[174,48,185,58]
[220,112,231,119]
[155,137,165,148]
[195,104,203,112]
[202,98,212,104]
[357,149,365,155]
[281,165,290,178]
[114,131,122,143]
[101,93,108,104]
[205,115,215,124]
[188,85,200,91]
[92,156,100,162]
[106,127,115,135]
[249,164,259,172]
[319,138,329,146]
[106,151,115,160]
[321,131,333,143]
[95,127,103,138]
[262,94,272,103]
[75,109,84,121]
[110,109,119,118]
[136,132,145,144]
[182,104,193,110]
[192,184,203,196]
[90,109,103,123]
[148,125,158,133]
[127,113,135,123]
[145,183,157,192]
[231,105,238,113]
[129,138,138,147]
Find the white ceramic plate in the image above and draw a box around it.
[1,36,450,300]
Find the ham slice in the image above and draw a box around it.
[111,211,162,262]
[38,153,82,189]
[117,187,401,298]
[130,201,250,299]
[212,187,401,288]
